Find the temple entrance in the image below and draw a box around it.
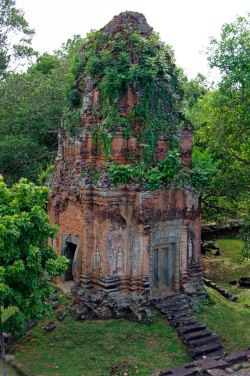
[61,233,79,283]
[152,243,176,292]
[64,242,77,281]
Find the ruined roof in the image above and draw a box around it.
[102,11,153,37]
[64,10,193,175]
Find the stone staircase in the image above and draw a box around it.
[153,293,225,360]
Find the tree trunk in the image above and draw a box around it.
[0,330,8,376]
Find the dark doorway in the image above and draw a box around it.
[152,244,175,292]
[64,242,77,281]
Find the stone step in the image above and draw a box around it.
[188,334,220,348]
[157,304,189,314]
[155,295,187,306]
[159,370,197,376]
[156,294,188,303]
[152,293,183,302]
[182,328,212,342]
[161,305,190,315]
[157,301,189,312]
[171,316,198,327]
[168,309,194,320]
[189,341,224,359]
[200,349,225,359]
[159,361,200,376]
[178,323,207,336]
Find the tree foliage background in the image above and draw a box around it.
[186,13,250,222]
[0,176,69,375]
[0,177,68,336]
[0,0,36,80]
[0,35,83,184]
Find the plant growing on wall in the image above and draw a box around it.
[65,22,188,166]
[109,150,184,190]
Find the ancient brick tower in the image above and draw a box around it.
[48,11,203,319]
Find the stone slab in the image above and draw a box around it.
[225,351,248,364]
[205,370,227,376]
[195,357,228,370]
[159,364,199,376]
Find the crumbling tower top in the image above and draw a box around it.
[59,11,193,185]
[102,11,153,37]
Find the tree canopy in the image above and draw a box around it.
[0,36,83,184]
[0,0,36,80]
[0,176,68,373]
[187,13,250,221]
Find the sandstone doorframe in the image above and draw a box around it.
[150,242,180,296]
[149,219,183,297]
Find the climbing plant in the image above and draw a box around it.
[65,26,187,168]
[109,150,185,190]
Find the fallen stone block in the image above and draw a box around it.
[56,310,66,321]
[225,350,248,364]
[44,321,57,332]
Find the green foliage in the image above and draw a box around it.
[0,176,68,338]
[0,0,36,80]
[0,135,53,185]
[161,150,182,182]
[109,164,144,185]
[109,150,183,190]
[28,53,60,75]
[145,168,162,190]
[238,218,250,261]
[207,13,250,92]
[91,125,113,160]
[0,66,62,183]
[66,28,187,166]
[182,73,208,112]
[1,305,19,323]
[38,164,55,185]
[63,108,82,137]
[191,147,218,191]
[0,35,83,184]
[182,73,208,122]
[205,13,249,165]
[187,13,250,221]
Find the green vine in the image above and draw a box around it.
[109,150,184,190]
[64,22,194,190]
[66,27,186,161]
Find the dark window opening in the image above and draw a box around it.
[64,242,77,281]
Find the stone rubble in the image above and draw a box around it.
[156,349,250,376]
[203,278,238,302]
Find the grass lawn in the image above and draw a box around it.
[10,311,191,376]
[0,364,18,375]
[198,238,250,353]
[201,238,250,306]
[197,287,250,353]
